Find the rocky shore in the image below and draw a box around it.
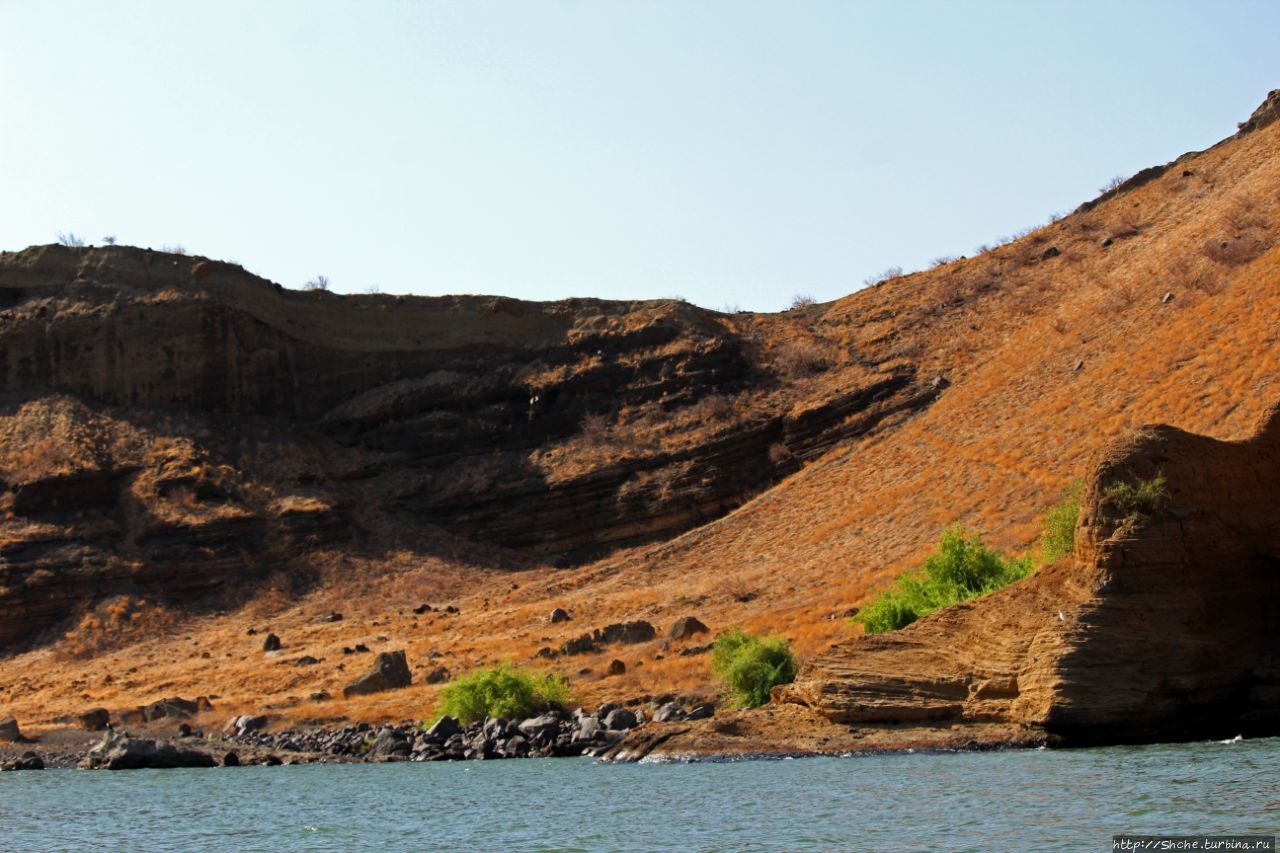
[0,696,718,770]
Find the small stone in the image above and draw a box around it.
[263,633,281,652]
[550,608,571,624]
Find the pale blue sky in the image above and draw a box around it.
[1,1,1275,311]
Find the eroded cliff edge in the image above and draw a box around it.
[608,405,1280,759]
[0,244,940,649]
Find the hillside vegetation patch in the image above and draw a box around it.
[711,628,798,708]
[435,663,572,725]
[855,484,1082,634]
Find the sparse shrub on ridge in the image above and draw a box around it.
[864,266,904,287]
[711,628,797,708]
[1037,479,1082,565]
[855,484,1086,634]
[853,527,1033,634]
[1102,473,1168,520]
[435,663,572,725]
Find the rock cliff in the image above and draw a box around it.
[608,403,1280,759]
[771,403,1280,745]
[0,244,938,648]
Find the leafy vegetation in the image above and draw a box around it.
[1102,473,1168,519]
[854,483,1088,634]
[1037,479,1083,565]
[710,628,798,708]
[853,527,1033,634]
[435,663,572,725]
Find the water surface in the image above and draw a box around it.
[2,738,1277,851]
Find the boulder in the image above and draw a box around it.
[1,751,43,771]
[263,633,281,652]
[560,634,597,655]
[550,608,571,624]
[369,727,412,759]
[608,659,626,675]
[143,697,198,722]
[602,708,638,731]
[596,621,656,645]
[0,715,21,742]
[342,650,412,697]
[668,616,709,641]
[423,665,450,685]
[423,716,462,743]
[652,702,686,723]
[80,731,217,770]
[223,714,269,737]
[77,708,111,731]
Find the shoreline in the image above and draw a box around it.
[0,702,1054,770]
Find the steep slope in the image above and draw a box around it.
[0,91,1276,733]
[0,244,938,649]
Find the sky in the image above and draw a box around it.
[1,1,1276,312]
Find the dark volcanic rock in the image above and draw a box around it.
[80,731,217,770]
[343,650,412,697]
[143,697,199,722]
[1,751,43,771]
[668,616,709,640]
[77,708,111,731]
[0,715,21,742]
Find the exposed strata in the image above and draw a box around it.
[0,245,939,648]
[608,404,1280,759]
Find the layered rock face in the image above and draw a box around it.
[777,404,1280,744]
[0,245,937,648]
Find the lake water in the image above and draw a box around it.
[2,738,1278,852]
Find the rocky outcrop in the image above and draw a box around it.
[223,704,643,761]
[610,404,1280,758]
[79,731,217,770]
[776,403,1280,745]
[0,245,939,649]
[342,650,412,697]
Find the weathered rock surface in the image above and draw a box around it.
[0,715,21,742]
[342,650,412,697]
[222,704,641,762]
[79,731,217,770]
[1,750,43,771]
[0,244,938,650]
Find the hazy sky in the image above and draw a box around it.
[1,1,1275,311]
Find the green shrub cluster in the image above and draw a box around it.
[1102,473,1168,519]
[853,482,1085,635]
[435,663,572,725]
[711,628,798,708]
[853,527,1033,634]
[1037,479,1082,565]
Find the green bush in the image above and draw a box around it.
[711,628,798,708]
[1037,479,1082,565]
[853,526,1033,634]
[435,663,572,725]
[1102,473,1168,519]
